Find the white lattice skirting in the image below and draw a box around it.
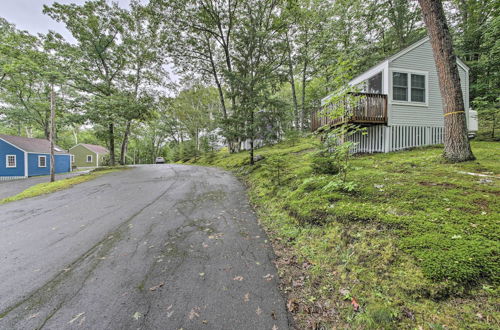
[348,125,444,154]
[0,176,27,182]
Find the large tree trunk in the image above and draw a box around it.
[418,0,475,162]
[49,83,56,182]
[119,120,132,165]
[109,123,115,166]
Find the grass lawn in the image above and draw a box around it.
[0,168,124,205]
[187,138,499,329]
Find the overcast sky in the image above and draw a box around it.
[2,0,135,42]
[2,0,180,86]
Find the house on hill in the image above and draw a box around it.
[0,134,72,180]
[69,143,109,168]
[313,37,479,153]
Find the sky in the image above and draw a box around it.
[1,0,180,85]
[1,0,133,42]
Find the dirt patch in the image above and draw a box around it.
[419,181,457,188]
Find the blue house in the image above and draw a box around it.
[0,134,72,179]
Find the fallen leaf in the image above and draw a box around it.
[189,307,200,320]
[256,307,262,315]
[287,299,299,313]
[202,243,209,248]
[233,276,244,281]
[133,312,142,320]
[27,313,40,320]
[243,293,250,302]
[272,325,278,330]
[351,298,360,312]
[202,320,208,324]
[271,310,277,320]
[69,312,85,324]
[263,274,274,281]
[199,273,205,277]
[149,282,165,291]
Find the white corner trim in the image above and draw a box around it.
[24,152,28,177]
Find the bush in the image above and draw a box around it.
[311,150,342,175]
[261,156,288,188]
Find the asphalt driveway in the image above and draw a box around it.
[0,170,91,200]
[0,165,290,329]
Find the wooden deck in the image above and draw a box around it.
[311,93,388,131]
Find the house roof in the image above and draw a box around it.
[0,134,69,154]
[73,143,109,154]
[350,36,469,84]
[322,36,469,104]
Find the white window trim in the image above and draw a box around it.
[6,155,17,168]
[38,155,47,168]
[86,155,93,163]
[389,68,429,107]
[71,155,75,163]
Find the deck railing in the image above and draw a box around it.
[312,93,387,131]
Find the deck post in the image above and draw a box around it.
[384,126,391,152]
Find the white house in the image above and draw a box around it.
[314,37,478,153]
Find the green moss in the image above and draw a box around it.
[0,168,123,205]
[189,139,500,328]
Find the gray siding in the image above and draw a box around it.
[388,39,468,127]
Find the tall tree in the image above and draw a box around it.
[418,0,475,162]
[118,1,167,165]
[44,0,128,166]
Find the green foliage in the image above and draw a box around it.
[261,156,289,188]
[188,137,500,328]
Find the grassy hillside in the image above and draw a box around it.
[186,138,499,329]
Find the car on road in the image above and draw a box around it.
[155,157,165,164]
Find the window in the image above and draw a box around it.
[86,155,93,163]
[392,72,408,101]
[367,72,383,94]
[71,155,75,163]
[38,156,47,168]
[6,155,16,168]
[392,71,427,104]
[411,74,426,102]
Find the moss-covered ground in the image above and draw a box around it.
[186,138,499,329]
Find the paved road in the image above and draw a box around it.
[0,170,91,200]
[0,165,291,330]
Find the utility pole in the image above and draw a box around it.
[49,82,56,182]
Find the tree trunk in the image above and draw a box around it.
[49,83,56,182]
[120,120,132,165]
[109,123,115,166]
[418,0,475,162]
[300,51,309,130]
[286,33,300,129]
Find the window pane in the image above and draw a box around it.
[411,74,425,89]
[8,156,15,167]
[368,72,382,93]
[393,72,407,87]
[411,88,425,102]
[393,87,408,101]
